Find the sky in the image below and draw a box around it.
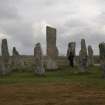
[0,0,105,56]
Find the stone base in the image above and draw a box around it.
[34,66,45,75]
[46,58,58,70]
[79,66,87,73]
[0,64,11,75]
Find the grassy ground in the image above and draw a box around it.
[0,66,105,105]
[0,66,105,87]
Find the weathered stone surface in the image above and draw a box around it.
[0,39,10,75]
[67,42,76,67]
[79,39,88,72]
[99,43,105,77]
[46,58,58,70]
[46,26,58,69]
[12,47,24,70]
[34,43,45,75]
[88,45,94,66]
[46,26,59,58]
[1,39,9,59]
[67,42,76,55]
[13,47,19,56]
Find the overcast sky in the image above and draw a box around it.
[0,0,105,55]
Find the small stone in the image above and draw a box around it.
[99,43,105,77]
[67,42,76,67]
[79,39,88,72]
[13,47,19,56]
[34,43,45,75]
[88,45,94,66]
[12,47,24,70]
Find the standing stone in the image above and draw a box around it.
[67,42,76,67]
[46,26,59,57]
[88,45,94,66]
[79,39,88,72]
[12,47,23,70]
[99,43,105,78]
[1,39,9,58]
[13,47,19,56]
[46,26,58,70]
[34,43,45,75]
[0,39,10,75]
[46,57,58,70]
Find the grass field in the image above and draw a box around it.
[0,66,105,105]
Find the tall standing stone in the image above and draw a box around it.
[1,39,9,59]
[79,39,88,72]
[46,26,59,58]
[46,26,58,70]
[99,43,105,78]
[34,43,45,75]
[88,45,94,66]
[67,42,76,67]
[0,39,10,75]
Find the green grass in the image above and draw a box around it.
[0,66,105,88]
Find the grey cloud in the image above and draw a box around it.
[0,0,105,55]
[1,21,35,54]
[0,0,19,20]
